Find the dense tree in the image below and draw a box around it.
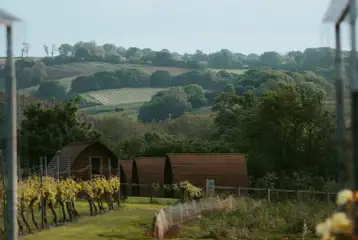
[149,70,172,87]
[212,84,336,181]
[223,84,236,94]
[58,43,74,56]
[31,62,48,84]
[138,87,191,122]
[36,81,67,101]
[183,84,207,108]
[21,98,101,166]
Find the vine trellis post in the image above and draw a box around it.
[323,0,358,233]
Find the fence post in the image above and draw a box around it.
[327,192,330,203]
[237,187,241,197]
[179,204,183,222]
[267,188,271,204]
[56,154,60,181]
[169,206,173,224]
[116,158,121,203]
[297,190,300,202]
[108,158,111,179]
[1,150,7,232]
[17,156,21,181]
[44,156,47,177]
[89,156,92,180]
[40,156,44,229]
[68,157,71,178]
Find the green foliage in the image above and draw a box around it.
[149,70,172,87]
[138,87,191,122]
[36,81,67,101]
[70,69,150,93]
[200,198,333,240]
[21,98,101,166]
[223,83,236,94]
[213,84,336,180]
[183,84,207,108]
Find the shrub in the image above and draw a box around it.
[199,198,333,240]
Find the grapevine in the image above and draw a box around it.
[179,181,202,201]
[10,175,121,234]
[316,189,356,240]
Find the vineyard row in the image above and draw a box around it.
[0,176,202,235]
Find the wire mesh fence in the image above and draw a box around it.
[214,186,337,203]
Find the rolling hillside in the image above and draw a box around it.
[16,61,248,118]
[19,62,246,94]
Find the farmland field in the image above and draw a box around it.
[46,62,194,79]
[46,62,248,77]
[81,87,166,105]
[208,68,247,74]
[80,102,143,118]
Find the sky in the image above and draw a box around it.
[0,0,350,57]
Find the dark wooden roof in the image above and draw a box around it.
[47,141,115,177]
[166,153,248,188]
[120,160,133,184]
[136,157,165,184]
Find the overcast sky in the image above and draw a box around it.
[0,0,349,56]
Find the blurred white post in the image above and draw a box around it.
[56,154,60,181]
[323,0,358,232]
[116,158,121,202]
[0,9,22,240]
[44,156,47,177]
[108,158,111,178]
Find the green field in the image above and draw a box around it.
[81,102,143,118]
[208,68,247,74]
[81,88,166,105]
[46,62,248,79]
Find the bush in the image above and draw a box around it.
[199,198,333,240]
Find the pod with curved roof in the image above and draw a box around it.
[136,157,166,197]
[46,141,126,179]
[165,153,248,189]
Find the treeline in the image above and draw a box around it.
[34,41,338,74]
[69,69,233,94]
[69,68,333,95]
[136,68,335,122]
[10,41,351,85]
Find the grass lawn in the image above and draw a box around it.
[18,196,211,240]
[20,203,162,240]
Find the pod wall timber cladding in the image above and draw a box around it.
[136,157,166,197]
[121,153,248,197]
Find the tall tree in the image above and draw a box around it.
[43,45,49,57]
[21,98,101,166]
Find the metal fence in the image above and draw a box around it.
[153,196,235,239]
[214,186,337,203]
[119,183,338,204]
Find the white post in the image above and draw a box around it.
[89,156,92,180]
[56,154,60,181]
[108,158,111,178]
